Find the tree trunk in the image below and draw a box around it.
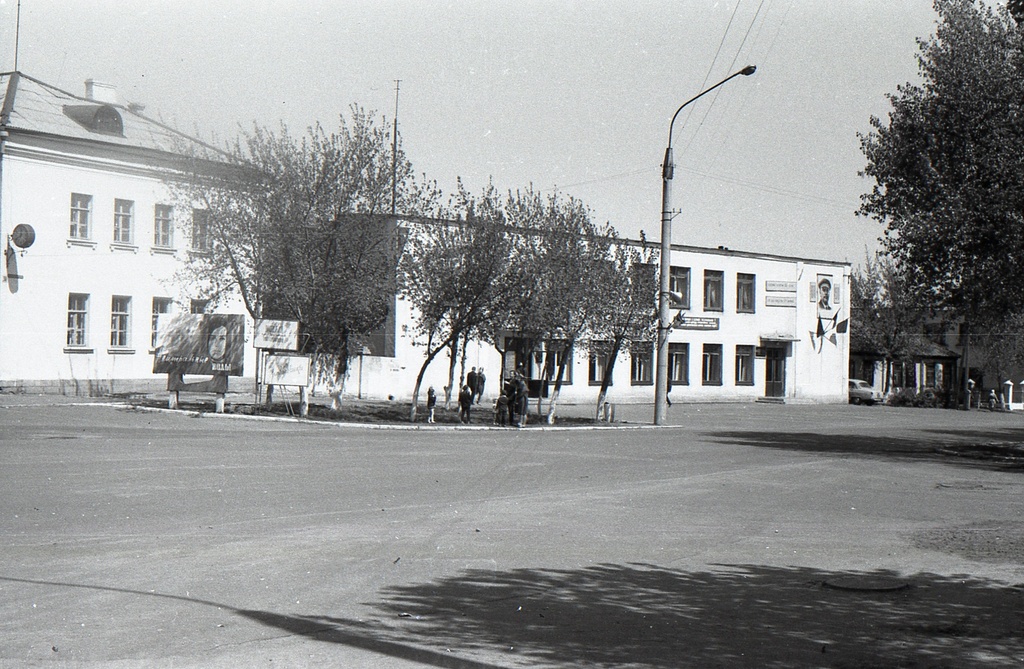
[329,355,349,411]
[457,331,470,399]
[545,344,572,425]
[444,338,459,410]
[409,340,448,422]
[962,323,971,411]
[594,337,625,421]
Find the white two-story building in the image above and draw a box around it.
[0,71,850,405]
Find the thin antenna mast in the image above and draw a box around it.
[391,79,401,216]
[14,0,22,71]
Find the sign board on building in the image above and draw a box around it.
[675,316,720,331]
[765,294,797,308]
[263,354,311,386]
[254,319,301,351]
[765,280,797,292]
[153,313,245,376]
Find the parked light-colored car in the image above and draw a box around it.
[849,379,882,405]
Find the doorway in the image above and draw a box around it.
[765,347,786,398]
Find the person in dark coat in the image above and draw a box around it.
[515,373,528,427]
[467,368,478,402]
[458,384,473,423]
[475,368,487,404]
[504,375,517,426]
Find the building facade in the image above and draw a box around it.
[0,72,252,395]
[351,243,851,407]
[1,72,850,405]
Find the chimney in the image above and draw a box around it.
[84,79,118,104]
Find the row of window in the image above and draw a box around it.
[530,342,759,388]
[669,267,756,314]
[69,193,211,251]
[593,342,756,387]
[65,294,209,352]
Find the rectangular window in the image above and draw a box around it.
[113,199,134,244]
[154,204,174,248]
[669,342,689,386]
[190,299,210,314]
[736,273,755,313]
[67,293,89,347]
[70,193,92,239]
[152,297,172,347]
[925,363,936,388]
[544,342,573,385]
[735,345,755,385]
[630,341,653,385]
[588,342,613,386]
[110,296,131,348]
[704,270,724,312]
[669,266,690,309]
[702,343,723,386]
[191,209,212,252]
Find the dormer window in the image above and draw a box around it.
[62,104,124,136]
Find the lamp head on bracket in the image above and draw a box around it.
[9,224,35,251]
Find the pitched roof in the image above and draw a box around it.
[0,71,226,159]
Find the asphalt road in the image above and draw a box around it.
[1,397,1023,667]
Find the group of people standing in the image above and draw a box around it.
[425,367,531,427]
[495,371,529,427]
[457,367,487,423]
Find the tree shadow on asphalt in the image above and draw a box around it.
[709,428,1024,473]
[236,562,1024,668]
[7,562,1024,667]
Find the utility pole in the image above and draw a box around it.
[391,79,400,216]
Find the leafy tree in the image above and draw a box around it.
[399,181,514,422]
[171,108,436,409]
[858,0,1024,332]
[850,252,924,391]
[497,187,617,424]
[589,237,658,420]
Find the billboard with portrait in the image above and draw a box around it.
[153,313,245,376]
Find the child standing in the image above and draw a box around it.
[494,392,509,426]
[426,386,437,423]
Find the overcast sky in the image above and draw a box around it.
[1,0,939,264]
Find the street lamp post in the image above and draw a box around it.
[654,65,756,425]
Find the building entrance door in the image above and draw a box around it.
[765,347,786,398]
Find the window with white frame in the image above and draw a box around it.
[704,270,724,312]
[736,273,755,313]
[669,342,689,385]
[70,193,92,239]
[735,345,755,385]
[110,296,131,348]
[630,341,653,385]
[152,297,172,347]
[113,199,134,244]
[67,293,89,347]
[154,204,174,248]
[544,342,573,385]
[588,341,613,386]
[191,209,212,252]
[669,267,690,309]
[702,343,723,386]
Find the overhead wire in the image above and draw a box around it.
[680,0,769,160]
[677,0,743,135]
